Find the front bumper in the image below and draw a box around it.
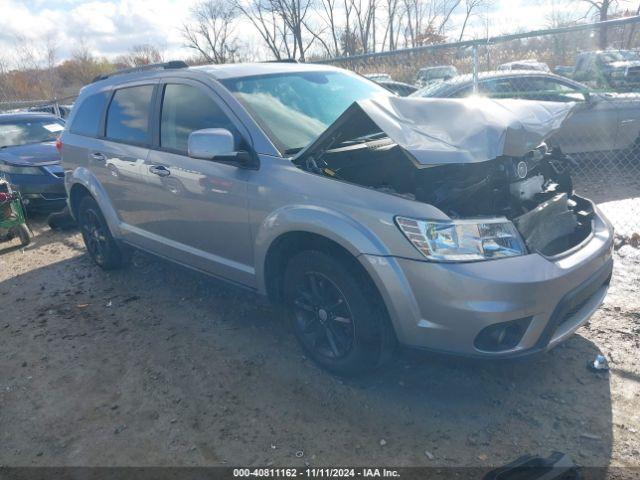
[362,206,614,358]
[4,168,66,211]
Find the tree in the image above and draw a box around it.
[266,0,315,60]
[457,0,493,41]
[182,0,240,64]
[317,0,342,56]
[232,0,291,60]
[119,44,164,67]
[579,0,617,48]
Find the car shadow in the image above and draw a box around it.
[0,248,614,470]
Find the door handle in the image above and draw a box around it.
[149,165,171,177]
[90,152,106,161]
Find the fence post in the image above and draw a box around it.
[53,98,61,118]
[472,45,479,93]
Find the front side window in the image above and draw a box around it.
[160,84,237,153]
[221,70,389,153]
[106,85,154,144]
[478,79,516,98]
[70,91,109,137]
[0,118,65,148]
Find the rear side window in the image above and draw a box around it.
[69,92,109,137]
[160,84,237,153]
[106,85,154,145]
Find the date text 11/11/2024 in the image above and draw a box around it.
[233,468,401,478]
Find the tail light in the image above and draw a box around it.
[55,137,62,154]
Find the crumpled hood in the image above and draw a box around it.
[298,95,575,166]
[0,142,60,166]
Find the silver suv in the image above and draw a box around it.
[61,61,614,375]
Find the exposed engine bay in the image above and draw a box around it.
[294,96,594,257]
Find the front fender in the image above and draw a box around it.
[253,204,392,295]
[66,167,122,238]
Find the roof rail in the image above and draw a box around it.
[263,59,299,63]
[92,60,189,83]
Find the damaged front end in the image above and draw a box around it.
[294,96,595,259]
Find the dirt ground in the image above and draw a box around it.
[1,216,639,474]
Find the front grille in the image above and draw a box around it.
[557,291,597,327]
[40,193,66,200]
[626,66,640,79]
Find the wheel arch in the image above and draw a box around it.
[261,229,398,361]
[66,168,122,238]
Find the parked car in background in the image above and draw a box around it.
[573,50,640,91]
[61,61,612,375]
[415,66,458,87]
[375,79,418,96]
[28,104,73,119]
[0,113,66,211]
[497,60,550,72]
[412,70,640,156]
[553,65,574,78]
[364,73,392,82]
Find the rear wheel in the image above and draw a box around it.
[283,250,390,375]
[78,196,125,270]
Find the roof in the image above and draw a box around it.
[415,70,585,97]
[0,112,61,123]
[377,80,417,88]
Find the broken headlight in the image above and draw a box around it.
[395,217,527,262]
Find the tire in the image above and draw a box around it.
[283,250,391,376]
[78,196,125,270]
[17,224,31,246]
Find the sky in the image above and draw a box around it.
[0,0,635,66]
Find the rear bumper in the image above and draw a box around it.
[361,206,614,358]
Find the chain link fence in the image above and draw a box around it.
[0,96,76,118]
[319,16,640,240]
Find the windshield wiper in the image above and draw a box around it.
[341,131,388,145]
[284,147,304,155]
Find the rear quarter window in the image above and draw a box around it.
[69,92,110,137]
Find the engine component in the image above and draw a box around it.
[513,193,579,255]
[510,174,544,201]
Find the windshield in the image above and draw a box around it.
[0,118,64,148]
[221,70,390,153]
[600,51,640,63]
[420,67,457,80]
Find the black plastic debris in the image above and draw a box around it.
[483,452,581,480]
[47,205,76,231]
[587,354,609,372]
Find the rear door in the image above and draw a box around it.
[510,76,619,154]
[90,83,157,229]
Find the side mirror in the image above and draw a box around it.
[187,128,258,169]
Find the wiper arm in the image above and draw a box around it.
[284,147,304,155]
[341,131,388,146]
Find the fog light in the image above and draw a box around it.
[474,317,532,352]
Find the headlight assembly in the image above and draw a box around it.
[396,216,527,262]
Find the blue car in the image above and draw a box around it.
[0,113,66,211]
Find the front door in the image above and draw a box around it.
[138,81,255,287]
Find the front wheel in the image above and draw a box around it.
[283,250,391,376]
[78,196,125,270]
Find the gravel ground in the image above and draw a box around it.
[1,217,639,474]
